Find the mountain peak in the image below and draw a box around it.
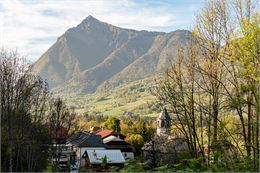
[86,15,96,20]
[82,15,100,23]
[33,17,191,94]
[76,15,107,30]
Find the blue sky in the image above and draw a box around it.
[0,0,204,61]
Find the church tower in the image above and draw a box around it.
[157,108,171,136]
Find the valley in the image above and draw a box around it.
[56,76,160,117]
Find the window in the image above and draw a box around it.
[160,120,165,128]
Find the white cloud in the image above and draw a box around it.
[0,0,202,61]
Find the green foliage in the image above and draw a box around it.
[153,165,174,171]
[120,156,259,172]
[103,116,121,132]
[79,166,92,172]
[230,13,260,81]
[154,157,208,172]
[138,120,148,141]
[186,157,207,172]
[120,159,146,172]
[232,156,259,172]
[43,163,53,173]
[101,155,108,170]
[55,77,159,117]
[132,120,154,142]
[125,134,144,153]
[120,158,207,172]
[210,150,228,172]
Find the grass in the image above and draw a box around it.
[55,77,159,117]
[43,164,53,173]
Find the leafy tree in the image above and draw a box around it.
[229,12,260,160]
[125,134,144,153]
[134,120,154,142]
[138,120,148,141]
[103,116,121,133]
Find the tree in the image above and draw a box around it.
[0,49,52,171]
[125,134,144,153]
[154,0,259,170]
[228,8,259,163]
[103,116,121,133]
[48,97,77,166]
[194,0,232,152]
[153,43,204,158]
[134,119,150,142]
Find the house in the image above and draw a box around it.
[95,129,126,140]
[66,132,107,167]
[95,129,134,159]
[67,129,135,168]
[82,149,125,168]
[103,135,135,160]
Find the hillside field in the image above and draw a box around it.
[55,76,160,117]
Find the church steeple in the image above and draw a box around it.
[157,108,171,136]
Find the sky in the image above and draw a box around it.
[0,0,204,62]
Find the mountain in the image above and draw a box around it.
[33,15,191,94]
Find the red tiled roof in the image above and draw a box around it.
[95,130,125,139]
[95,130,117,139]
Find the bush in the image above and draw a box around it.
[153,165,175,171]
[233,157,259,172]
[120,160,146,172]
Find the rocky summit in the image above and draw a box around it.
[33,15,191,94]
